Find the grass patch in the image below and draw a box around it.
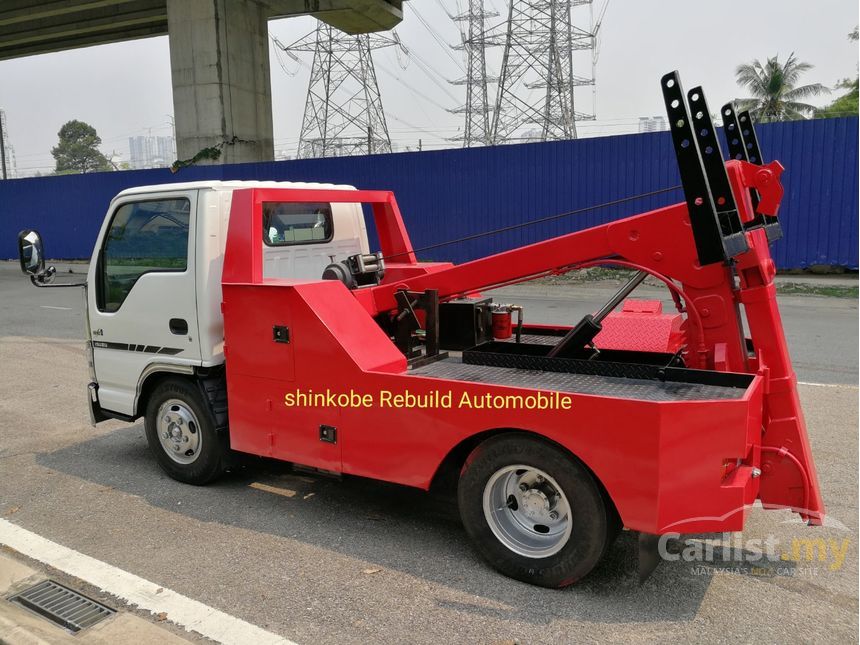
[534,267,642,285]
[533,267,858,298]
[775,282,858,299]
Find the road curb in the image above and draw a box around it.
[0,551,194,645]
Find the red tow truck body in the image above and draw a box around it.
[214,74,825,584]
[219,158,822,538]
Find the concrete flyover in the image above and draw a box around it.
[0,0,405,163]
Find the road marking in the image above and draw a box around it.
[0,519,297,645]
[39,306,72,311]
[250,482,297,498]
[798,381,859,389]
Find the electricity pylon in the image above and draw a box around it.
[450,0,496,147]
[489,0,596,144]
[282,23,399,159]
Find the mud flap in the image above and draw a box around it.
[638,532,662,582]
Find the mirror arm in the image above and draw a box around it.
[30,276,87,288]
[30,267,86,288]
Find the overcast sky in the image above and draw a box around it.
[0,0,856,175]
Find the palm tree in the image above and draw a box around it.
[735,53,829,122]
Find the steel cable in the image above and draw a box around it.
[382,184,682,261]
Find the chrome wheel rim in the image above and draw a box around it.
[483,465,572,558]
[156,399,202,465]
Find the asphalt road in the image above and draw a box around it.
[488,281,858,386]
[2,262,855,384]
[0,262,857,643]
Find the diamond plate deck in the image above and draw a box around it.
[501,334,559,346]
[408,357,746,402]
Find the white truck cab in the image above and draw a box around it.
[79,180,367,421]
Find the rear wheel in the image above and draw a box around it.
[144,378,226,485]
[458,434,616,587]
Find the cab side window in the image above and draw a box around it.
[263,202,333,246]
[98,198,190,313]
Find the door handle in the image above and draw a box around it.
[169,318,188,335]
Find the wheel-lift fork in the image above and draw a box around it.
[721,102,783,241]
[660,71,823,525]
[635,73,824,579]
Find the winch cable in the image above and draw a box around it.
[374,184,709,361]
[380,185,683,262]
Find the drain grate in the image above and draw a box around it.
[9,580,115,632]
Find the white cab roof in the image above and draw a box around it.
[115,180,357,198]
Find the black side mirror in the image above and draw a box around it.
[18,229,45,276]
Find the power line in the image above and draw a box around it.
[383,185,683,260]
[409,4,467,74]
[375,62,444,129]
[394,45,462,105]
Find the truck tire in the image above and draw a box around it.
[144,377,226,485]
[458,434,616,588]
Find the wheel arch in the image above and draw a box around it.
[135,364,228,436]
[430,428,621,525]
[133,363,196,418]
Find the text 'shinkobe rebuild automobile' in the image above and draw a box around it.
[18,72,823,587]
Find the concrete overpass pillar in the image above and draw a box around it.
[167,0,274,165]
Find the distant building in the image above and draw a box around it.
[0,109,18,179]
[128,135,176,169]
[638,116,668,133]
[519,128,544,142]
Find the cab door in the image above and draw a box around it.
[87,191,201,415]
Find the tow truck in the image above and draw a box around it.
[17,72,824,587]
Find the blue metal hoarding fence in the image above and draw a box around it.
[1,117,856,270]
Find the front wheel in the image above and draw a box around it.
[144,378,226,485]
[458,434,617,587]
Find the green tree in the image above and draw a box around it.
[816,26,859,119]
[735,53,829,122]
[51,120,112,174]
[815,78,858,118]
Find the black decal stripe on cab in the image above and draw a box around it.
[92,341,183,356]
